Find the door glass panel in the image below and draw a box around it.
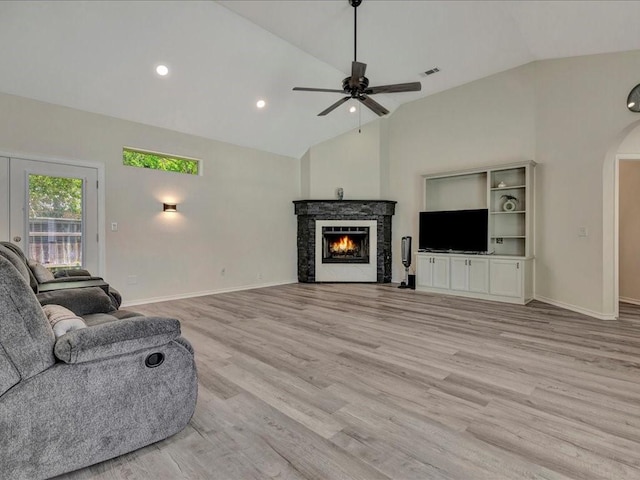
[28,174,84,269]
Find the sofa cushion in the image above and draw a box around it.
[0,255,56,380]
[0,242,39,292]
[38,287,116,317]
[0,244,31,284]
[28,259,55,283]
[42,304,87,338]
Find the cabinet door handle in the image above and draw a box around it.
[517,262,520,269]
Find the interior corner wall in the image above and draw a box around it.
[305,121,383,200]
[618,160,640,303]
[379,118,391,198]
[0,92,300,304]
[300,149,311,198]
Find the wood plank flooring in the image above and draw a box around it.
[56,284,640,479]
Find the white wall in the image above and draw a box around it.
[0,92,299,304]
[307,50,640,318]
[0,156,8,241]
[302,120,384,200]
[618,160,640,303]
[388,64,536,283]
[534,51,640,317]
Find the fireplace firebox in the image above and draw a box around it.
[322,226,369,264]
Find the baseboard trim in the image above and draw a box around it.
[534,295,617,320]
[122,279,297,308]
[619,296,640,306]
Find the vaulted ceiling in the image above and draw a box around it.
[1,1,639,158]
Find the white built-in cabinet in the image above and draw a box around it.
[416,253,532,304]
[416,161,535,305]
[416,255,449,289]
[450,257,489,293]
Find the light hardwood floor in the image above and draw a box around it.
[57,284,640,479]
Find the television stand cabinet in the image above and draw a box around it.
[415,252,533,305]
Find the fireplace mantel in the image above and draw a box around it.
[293,200,396,283]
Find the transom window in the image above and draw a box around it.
[122,148,200,175]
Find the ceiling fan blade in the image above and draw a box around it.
[358,95,389,116]
[349,61,367,87]
[318,97,350,116]
[365,82,422,94]
[293,87,345,93]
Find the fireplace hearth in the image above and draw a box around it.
[293,200,396,283]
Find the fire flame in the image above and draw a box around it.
[330,235,357,253]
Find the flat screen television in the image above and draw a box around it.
[419,209,488,253]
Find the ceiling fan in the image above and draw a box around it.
[293,0,421,117]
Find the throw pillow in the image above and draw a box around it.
[42,304,87,338]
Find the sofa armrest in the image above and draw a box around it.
[54,317,181,364]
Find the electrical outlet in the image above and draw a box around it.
[127,275,138,285]
[578,226,588,237]
[257,273,263,280]
[496,238,503,244]
[110,222,118,232]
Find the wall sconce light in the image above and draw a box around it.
[163,203,177,212]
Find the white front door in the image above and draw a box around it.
[8,158,99,273]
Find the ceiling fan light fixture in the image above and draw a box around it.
[349,105,357,113]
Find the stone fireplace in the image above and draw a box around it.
[293,200,396,283]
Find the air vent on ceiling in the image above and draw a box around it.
[424,67,440,76]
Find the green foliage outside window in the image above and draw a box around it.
[29,175,82,219]
[122,148,199,175]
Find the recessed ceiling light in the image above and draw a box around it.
[256,99,266,109]
[349,105,357,113]
[156,64,169,76]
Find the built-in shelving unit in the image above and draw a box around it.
[488,164,533,257]
[423,161,534,257]
[418,161,535,304]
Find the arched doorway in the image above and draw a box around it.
[602,120,640,319]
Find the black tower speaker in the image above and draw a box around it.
[399,236,412,289]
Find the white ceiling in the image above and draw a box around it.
[0,1,639,159]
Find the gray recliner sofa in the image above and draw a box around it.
[0,248,198,479]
